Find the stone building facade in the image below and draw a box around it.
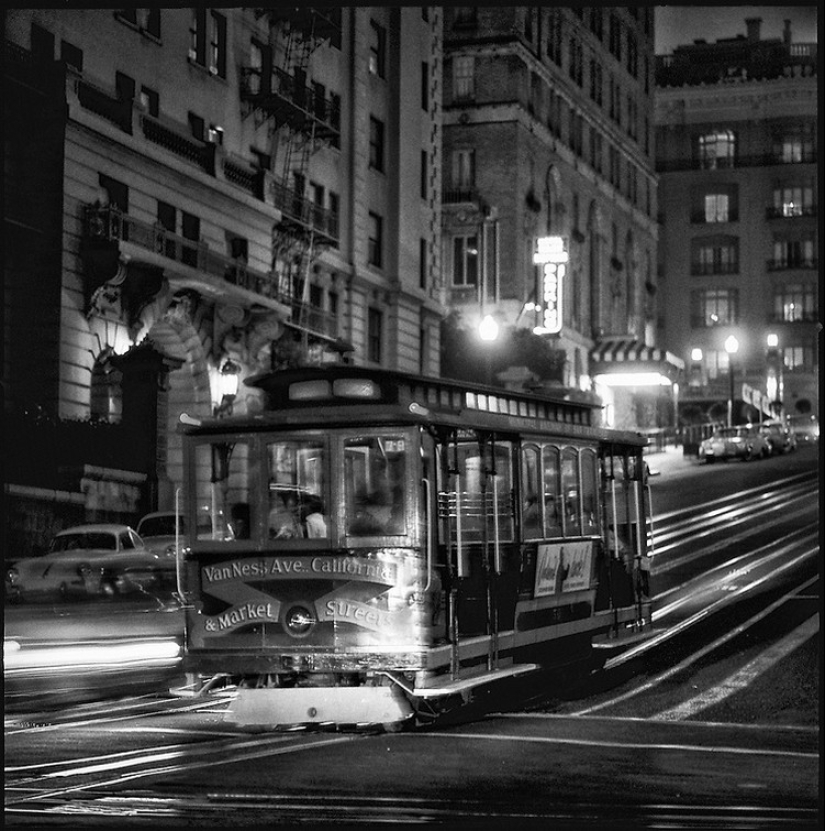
[3,8,445,553]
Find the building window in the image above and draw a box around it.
[547,11,562,65]
[452,235,478,287]
[697,130,736,169]
[369,20,386,78]
[702,193,731,223]
[773,282,817,322]
[589,127,603,173]
[568,36,583,86]
[626,95,637,139]
[453,55,475,100]
[609,12,622,60]
[421,61,429,111]
[60,40,83,71]
[328,191,340,246]
[156,201,176,258]
[190,9,225,77]
[690,289,739,328]
[419,238,428,289]
[453,7,478,27]
[692,237,739,275]
[626,31,638,77]
[781,340,817,372]
[453,148,475,189]
[139,85,159,117]
[570,111,583,156]
[589,7,603,40]
[367,307,383,363]
[367,211,383,268]
[143,9,161,38]
[589,59,603,105]
[420,150,428,199]
[188,112,205,141]
[771,237,816,269]
[774,125,815,163]
[368,116,384,172]
[115,71,135,102]
[772,185,815,217]
[181,211,200,268]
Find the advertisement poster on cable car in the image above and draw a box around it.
[534,540,593,597]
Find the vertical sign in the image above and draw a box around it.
[532,236,568,335]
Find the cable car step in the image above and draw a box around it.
[412,664,538,698]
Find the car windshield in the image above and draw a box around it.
[49,532,117,552]
[138,515,187,537]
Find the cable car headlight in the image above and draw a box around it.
[282,603,316,639]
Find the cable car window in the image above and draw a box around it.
[345,435,407,537]
[580,448,599,534]
[267,440,327,539]
[561,447,581,535]
[194,441,251,543]
[542,445,562,537]
[521,444,542,539]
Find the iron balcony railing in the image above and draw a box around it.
[657,152,816,172]
[765,205,818,219]
[690,262,739,276]
[766,258,818,271]
[269,176,339,245]
[239,66,341,142]
[83,205,336,339]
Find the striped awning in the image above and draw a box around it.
[589,338,685,384]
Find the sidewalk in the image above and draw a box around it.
[645,444,701,478]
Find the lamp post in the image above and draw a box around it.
[214,358,240,417]
[724,335,739,427]
[479,314,499,386]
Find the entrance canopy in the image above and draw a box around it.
[590,338,684,387]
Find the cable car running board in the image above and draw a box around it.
[411,664,539,699]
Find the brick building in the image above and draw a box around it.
[655,16,818,425]
[440,7,682,431]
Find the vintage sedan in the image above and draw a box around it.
[759,419,797,455]
[698,424,770,463]
[5,524,170,602]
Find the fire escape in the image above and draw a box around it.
[241,8,342,346]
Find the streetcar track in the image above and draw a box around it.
[569,571,819,716]
[5,733,361,806]
[649,484,817,559]
[650,613,819,722]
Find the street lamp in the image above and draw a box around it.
[214,358,240,417]
[724,335,739,427]
[765,333,782,416]
[479,314,499,385]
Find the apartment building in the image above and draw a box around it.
[656,17,818,424]
[3,8,444,549]
[440,7,681,431]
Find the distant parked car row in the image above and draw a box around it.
[698,418,806,464]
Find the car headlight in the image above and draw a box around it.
[6,567,18,585]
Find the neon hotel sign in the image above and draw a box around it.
[532,236,568,335]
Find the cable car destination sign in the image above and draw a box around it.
[532,235,568,335]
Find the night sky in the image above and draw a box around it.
[655,5,819,54]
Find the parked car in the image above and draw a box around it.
[759,419,797,455]
[787,414,820,445]
[5,524,170,602]
[698,424,770,463]
[136,510,234,557]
